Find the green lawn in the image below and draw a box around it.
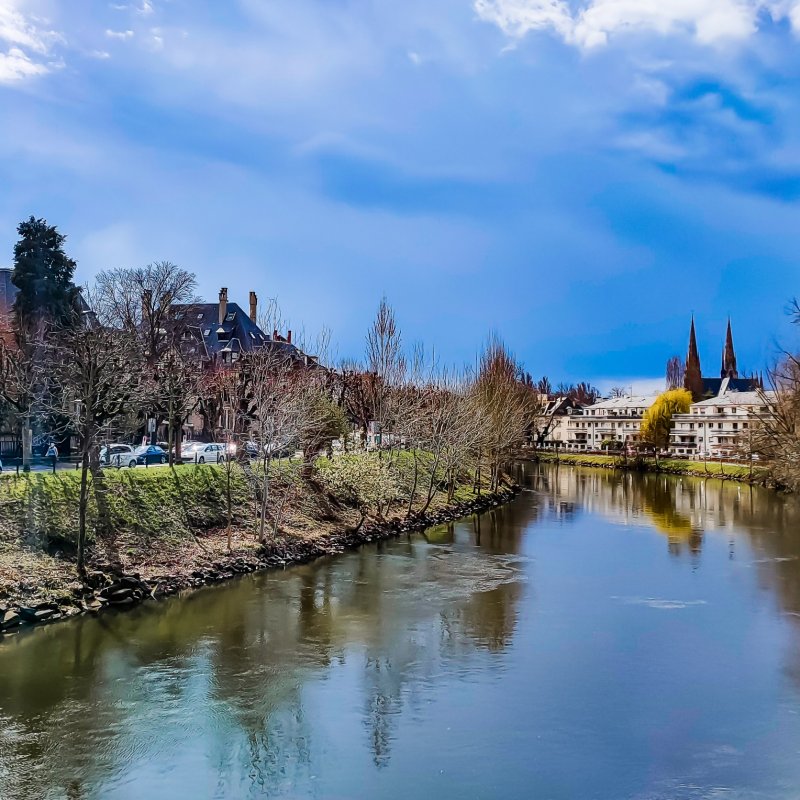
[536,451,758,480]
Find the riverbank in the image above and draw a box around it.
[534,451,770,484]
[0,458,519,635]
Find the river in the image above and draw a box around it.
[3,464,800,799]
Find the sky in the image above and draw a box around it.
[1,0,799,392]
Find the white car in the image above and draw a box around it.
[182,442,228,464]
[101,444,135,467]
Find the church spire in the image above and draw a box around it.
[684,316,704,401]
[721,318,738,379]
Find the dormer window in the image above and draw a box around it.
[203,329,210,337]
[197,313,204,320]
[226,312,236,322]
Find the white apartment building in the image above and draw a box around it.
[669,381,776,458]
[564,395,655,451]
[536,396,582,448]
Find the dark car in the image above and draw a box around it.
[133,445,168,466]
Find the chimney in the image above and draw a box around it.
[218,287,228,325]
[273,328,278,340]
[142,289,152,323]
[287,329,292,344]
[249,291,257,323]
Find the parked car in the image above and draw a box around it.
[100,443,134,466]
[240,439,295,459]
[182,442,227,464]
[243,440,260,458]
[132,445,168,466]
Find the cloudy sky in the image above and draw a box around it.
[1,0,798,389]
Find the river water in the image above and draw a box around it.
[3,464,800,799]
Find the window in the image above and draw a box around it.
[225,312,236,322]
[197,313,204,320]
[203,329,210,337]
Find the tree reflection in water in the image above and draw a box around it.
[2,464,800,798]
[0,496,537,797]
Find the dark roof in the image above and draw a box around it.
[701,377,758,396]
[171,302,306,363]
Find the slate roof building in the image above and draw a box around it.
[172,288,313,368]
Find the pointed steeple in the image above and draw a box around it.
[684,316,704,401]
[720,318,738,379]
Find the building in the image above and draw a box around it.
[172,288,302,368]
[683,317,760,400]
[669,379,776,458]
[563,395,656,451]
[536,396,583,449]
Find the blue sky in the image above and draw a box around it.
[1,0,799,390]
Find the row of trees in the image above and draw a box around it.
[0,218,543,576]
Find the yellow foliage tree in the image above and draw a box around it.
[639,388,693,450]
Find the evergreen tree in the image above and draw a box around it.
[12,216,79,329]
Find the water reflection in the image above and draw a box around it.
[0,501,534,799]
[3,465,800,799]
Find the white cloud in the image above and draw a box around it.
[0,46,48,82]
[475,0,800,48]
[105,29,135,40]
[0,2,63,83]
[0,2,62,54]
[149,27,164,49]
[110,0,155,13]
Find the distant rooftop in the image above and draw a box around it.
[588,395,656,410]
[692,390,776,407]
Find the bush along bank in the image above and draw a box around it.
[533,451,770,485]
[0,460,519,636]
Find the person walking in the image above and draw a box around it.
[45,442,58,472]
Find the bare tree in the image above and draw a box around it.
[473,336,535,493]
[365,297,405,446]
[94,262,199,446]
[244,349,306,543]
[44,312,141,577]
[666,355,685,390]
[151,347,202,463]
[0,320,48,468]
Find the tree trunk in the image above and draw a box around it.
[174,419,183,462]
[77,449,90,579]
[226,465,232,550]
[406,449,419,517]
[258,455,272,543]
[21,422,32,469]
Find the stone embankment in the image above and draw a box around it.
[0,487,519,636]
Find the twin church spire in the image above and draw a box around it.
[721,318,738,380]
[683,317,740,401]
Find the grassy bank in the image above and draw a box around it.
[0,453,508,615]
[535,451,764,482]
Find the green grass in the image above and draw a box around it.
[0,451,492,551]
[537,451,758,480]
[0,463,251,547]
